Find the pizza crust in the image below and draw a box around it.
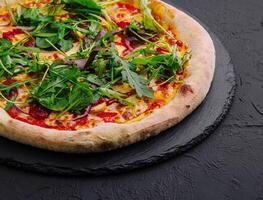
[0,0,215,153]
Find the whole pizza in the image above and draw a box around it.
[0,0,215,152]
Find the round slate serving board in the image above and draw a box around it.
[0,16,236,176]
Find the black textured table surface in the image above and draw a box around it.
[1,0,263,199]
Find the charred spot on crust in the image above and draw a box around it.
[0,122,5,131]
[180,84,193,95]
[99,141,115,151]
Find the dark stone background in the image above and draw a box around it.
[0,0,262,199]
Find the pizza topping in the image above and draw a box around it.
[74,117,88,127]
[176,40,183,48]
[146,100,164,112]
[6,87,18,100]
[2,28,24,41]
[97,112,118,122]
[8,106,27,120]
[0,0,191,130]
[115,34,135,54]
[122,110,133,120]
[24,38,36,47]
[117,2,139,13]
[156,47,169,54]
[115,21,130,28]
[180,84,193,95]
[91,102,107,113]
[29,102,50,120]
[107,98,118,106]
[3,79,17,85]
[0,15,11,26]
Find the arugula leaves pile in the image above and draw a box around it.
[32,65,93,113]
[0,38,41,78]
[15,6,53,26]
[12,0,103,52]
[131,47,190,80]
[0,0,190,115]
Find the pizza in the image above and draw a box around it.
[0,0,215,152]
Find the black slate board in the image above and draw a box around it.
[0,22,235,176]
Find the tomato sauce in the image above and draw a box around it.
[158,82,170,91]
[114,2,138,28]
[3,79,16,85]
[0,14,9,20]
[2,28,24,41]
[156,47,169,54]
[8,105,85,131]
[97,112,118,122]
[75,117,88,126]
[117,2,139,13]
[176,40,183,47]
[2,79,90,130]
[92,97,106,106]
[8,106,53,129]
[29,102,50,120]
[146,100,164,112]
[107,98,118,106]
[115,21,130,28]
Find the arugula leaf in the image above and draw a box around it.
[0,79,33,111]
[91,58,108,76]
[0,39,42,77]
[43,3,65,16]
[28,62,48,73]
[0,80,32,93]
[98,87,134,107]
[16,6,53,26]
[87,74,106,86]
[0,39,12,49]
[139,0,174,38]
[121,68,153,98]
[127,21,155,44]
[5,95,17,111]
[139,0,159,32]
[63,0,102,16]
[36,37,59,49]
[0,58,13,76]
[58,39,73,52]
[111,45,153,98]
[34,33,58,37]
[131,48,190,80]
[68,82,93,113]
[33,76,69,111]
[131,54,170,65]
[51,65,82,82]
[33,22,75,52]
[0,39,13,57]
[88,21,102,36]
